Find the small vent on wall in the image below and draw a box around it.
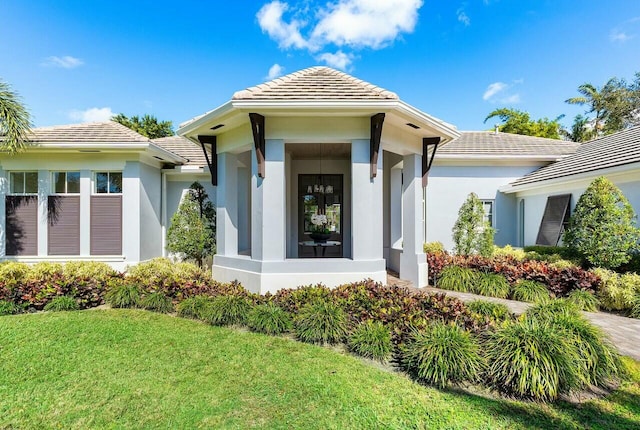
[406,123,420,129]
[211,124,225,130]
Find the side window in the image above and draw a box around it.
[52,172,80,194]
[9,171,38,194]
[95,172,122,194]
[481,200,494,227]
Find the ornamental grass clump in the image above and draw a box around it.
[348,320,393,362]
[140,292,174,313]
[566,290,600,312]
[466,300,511,322]
[247,303,293,335]
[401,322,483,389]
[105,284,141,309]
[295,300,347,344]
[44,296,79,312]
[436,265,477,292]
[511,280,550,304]
[206,295,251,326]
[177,295,213,320]
[473,272,510,298]
[592,268,639,311]
[0,300,22,315]
[630,295,640,319]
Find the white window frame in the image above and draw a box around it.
[93,171,123,195]
[8,171,39,195]
[51,171,81,195]
[481,199,495,228]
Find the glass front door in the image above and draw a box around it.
[299,174,343,258]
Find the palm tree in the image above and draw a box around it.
[560,114,594,142]
[0,80,32,154]
[565,82,608,137]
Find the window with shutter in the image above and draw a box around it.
[535,194,571,246]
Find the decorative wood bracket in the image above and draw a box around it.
[370,113,385,178]
[249,113,266,178]
[197,135,217,186]
[422,137,441,187]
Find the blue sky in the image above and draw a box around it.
[1,0,639,132]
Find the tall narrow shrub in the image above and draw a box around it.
[452,192,494,256]
[564,177,640,269]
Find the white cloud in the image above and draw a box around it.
[610,30,631,42]
[69,107,114,123]
[266,63,285,80]
[316,50,353,70]
[42,55,84,69]
[256,0,424,65]
[456,7,470,26]
[483,82,507,100]
[500,94,521,104]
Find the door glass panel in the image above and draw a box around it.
[25,172,38,193]
[303,194,318,234]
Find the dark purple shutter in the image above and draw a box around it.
[5,196,38,256]
[48,196,80,255]
[90,195,122,255]
[535,194,572,246]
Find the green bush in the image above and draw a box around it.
[0,262,30,288]
[62,261,118,280]
[177,295,213,320]
[206,295,251,326]
[452,192,494,257]
[26,262,63,280]
[295,300,347,344]
[247,303,293,335]
[272,285,333,314]
[141,292,174,313]
[566,290,600,312]
[483,318,581,401]
[0,300,22,316]
[105,284,141,308]
[631,295,640,319]
[44,296,79,312]
[492,245,527,260]
[401,322,483,389]
[473,272,510,298]
[466,300,511,322]
[511,280,549,304]
[523,245,578,260]
[423,241,445,254]
[525,299,581,322]
[564,176,640,269]
[592,268,639,311]
[348,320,393,362]
[436,266,477,292]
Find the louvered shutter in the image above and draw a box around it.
[535,194,571,246]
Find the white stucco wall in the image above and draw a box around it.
[426,163,543,250]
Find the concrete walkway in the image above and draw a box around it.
[386,273,640,360]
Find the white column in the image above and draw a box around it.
[390,167,403,249]
[79,170,91,255]
[217,152,239,257]
[37,170,49,256]
[400,153,428,287]
[251,139,286,261]
[122,162,141,263]
[351,139,383,261]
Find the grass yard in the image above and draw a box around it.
[1,310,639,429]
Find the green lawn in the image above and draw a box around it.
[1,310,639,429]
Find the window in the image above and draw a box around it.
[95,172,122,194]
[481,200,494,227]
[52,172,80,194]
[9,171,38,194]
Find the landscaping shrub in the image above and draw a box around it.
[492,245,527,260]
[105,284,141,308]
[473,272,510,298]
[566,290,600,312]
[247,303,292,335]
[177,295,213,320]
[423,241,445,254]
[437,265,477,292]
[401,322,483,389]
[525,299,581,321]
[348,320,392,362]
[62,261,118,280]
[0,300,22,316]
[44,296,79,312]
[564,176,640,269]
[631,295,640,319]
[523,245,578,261]
[295,300,347,344]
[592,268,639,311]
[452,192,494,257]
[483,318,581,401]
[511,280,549,304]
[206,295,251,326]
[272,284,333,314]
[0,261,30,288]
[466,300,511,322]
[140,292,174,313]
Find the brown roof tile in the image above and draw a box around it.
[439,131,579,157]
[25,121,150,143]
[152,135,206,166]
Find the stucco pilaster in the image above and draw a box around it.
[400,153,428,287]
[216,152,239,257]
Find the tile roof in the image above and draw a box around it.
[152,135,206,166]
[439,131,580,157]
[510,126,640,187]
[25,121,151,143]
[232,66,399,100]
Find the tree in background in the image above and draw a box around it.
[484,108,563,139]
[564,177,640,269]
[561,114,592,143]
[112,113,173,138]
[452,192,494,257]
[0,79,32,154]
[565,73,640,138]
[166,182,216,267]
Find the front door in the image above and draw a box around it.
[298,174,343,258]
